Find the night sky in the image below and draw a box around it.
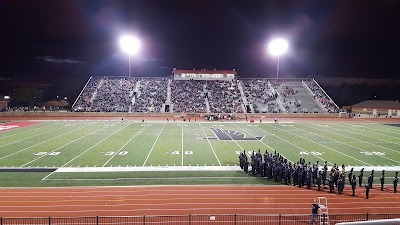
[1,0,400,100]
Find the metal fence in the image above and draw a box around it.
[1,214,400,225]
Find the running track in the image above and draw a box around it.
[0,185,399,217]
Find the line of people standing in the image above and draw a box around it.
[239,150,399,199]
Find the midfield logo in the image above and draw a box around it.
[204,128,264,141]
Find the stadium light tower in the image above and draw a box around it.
[119,35,140,77]
[268,38,288,79]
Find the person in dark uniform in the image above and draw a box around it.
[358,168,364,187]
[380,170,385,191]
[311,199,320,224]
[306,170,312,189]
[329,172,334,193]
[348,168,354,184]
[298,168,304,188]
[337,175,344,195]
[244,158,249,174]
[351,175,357,196]
[365,183,371,199]
[322,161,328,186]
[317,171,322,191]
[370,170,375,188]
[394,172,398,193]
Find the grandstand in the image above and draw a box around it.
[72,71,340,114]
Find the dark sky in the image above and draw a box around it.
[1,0,400,99]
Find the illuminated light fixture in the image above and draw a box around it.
[4,96,10,100]
[119,35,140,77]
[268,38,288,79]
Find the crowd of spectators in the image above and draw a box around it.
[280,86,297,98]
[305,81,339,113]
[90,78,137,112]
[241,79,278,113]
[69,77,339,114]
[132,78,167,113]
[208,81,244,113]
[73,77,101,111]
[281,98,302,111]
[171,80,207,113]
[0,106,64,112]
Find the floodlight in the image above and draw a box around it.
[268,39,288,56]
[4,96,10,100]
[267,38,289,79]
[119,36,140,55]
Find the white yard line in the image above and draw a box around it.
[332,124,400,147]
[142,122,167,166]
[267,124,372,166]
[297,124,400,164]
[102,124,148,167]
[217,128,245,151]
[198,123,221,166]
[21,123,100,167]
[0,123,65,148]
[352,124,400,140]
[0,122,55,140]
[0,122,94,161]
[181,122,184,166]
[231,123,297,163]
[363,124,400,135]
[245,124,322,165]
[305,123,400,155]
[41,123,131,180]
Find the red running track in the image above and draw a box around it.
[0,185,399,218]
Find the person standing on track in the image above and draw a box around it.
[380,170,385,191]
[393,172,398,193]
[365,183,371,199]
[358,168,364,187]
[351,175,357,196]
[311,199,320,225]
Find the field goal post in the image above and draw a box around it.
[318,197,330,225]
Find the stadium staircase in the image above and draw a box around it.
[238,81,254,113]
[269,82,287,113]
[88,78,103,111]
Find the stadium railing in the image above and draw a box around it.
[1,213,399,225]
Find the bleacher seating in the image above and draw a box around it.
[72,76,339,114]
[171,80,207,113]
[208,81,244,113]
[132,78,168,113]
[241,79,279,113]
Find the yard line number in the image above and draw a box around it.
[171,151,193,155]
[33,152,61,156]
[105,151,128,156]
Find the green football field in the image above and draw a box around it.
[0,120,399,187]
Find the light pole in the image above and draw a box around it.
[119,35,140,77]
[268,38,288,79]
